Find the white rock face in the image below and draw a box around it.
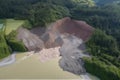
[59,34,90,75]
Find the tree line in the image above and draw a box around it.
[0,0,95,27]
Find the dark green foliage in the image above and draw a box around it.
[39,0,75,8]
[22,20,32,29]
[8,40,26,52]
[0,31,10,59]
[84,29,120,79]
[83,57,120,80]
[0,0,39,19]
[29,3,70,26]
[101,54,120,68]
[87,29,120,57]
[72,4,120,77]
[0,0,71,26]
[0,0,95,27]
[6,30,27,52]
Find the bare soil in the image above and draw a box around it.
[16,17,94,76]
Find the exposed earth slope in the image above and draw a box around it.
[17,27,45,51]
[16,17,94,75]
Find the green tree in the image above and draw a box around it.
[29,3,70,26]
[6,30,27,52]
[0,31,10,59]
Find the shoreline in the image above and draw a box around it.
[0,53,16,67]
[0,51,99,80]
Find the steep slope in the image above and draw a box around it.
[0,31,10,59]
[17,27,45,51]
[53,17,94,41]
[40,17,94,48]
[16,17,94,52]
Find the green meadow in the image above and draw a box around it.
[5,19,25,35]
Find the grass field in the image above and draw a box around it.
[5,19,25,35]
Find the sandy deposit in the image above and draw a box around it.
[0,52,80,79]
[38,47,60,63]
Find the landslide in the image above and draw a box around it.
[16,17,94,75]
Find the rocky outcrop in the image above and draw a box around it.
[41,29,63,48]
[59,34,90,75]
[37,17,94,48]
[17,27,45,51]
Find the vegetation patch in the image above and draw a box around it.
[6,30,27,52]
[5,19,25,35]
[84,29,120,80]
[0,31,10,59]
[83,57,120,80]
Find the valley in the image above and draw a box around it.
[0,0,120,80]
[0,17,98,80]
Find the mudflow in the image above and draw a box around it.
[17,17,94,75]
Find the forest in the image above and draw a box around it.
[0,0,120,80]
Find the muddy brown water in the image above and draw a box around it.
[0,52,100,80]
[0,52,80,79]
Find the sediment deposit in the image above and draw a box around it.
[16,17,94,75]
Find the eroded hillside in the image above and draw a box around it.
[16,17,94,75]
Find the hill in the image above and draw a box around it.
[0,0,120,80]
